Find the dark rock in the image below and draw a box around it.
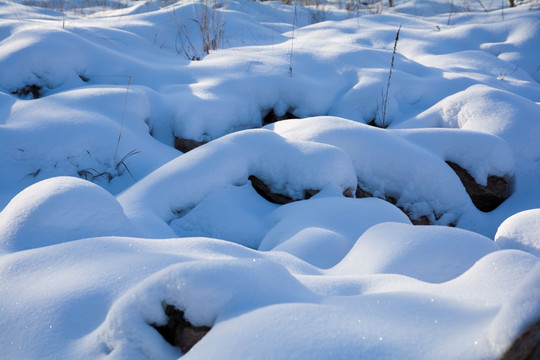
[248,175,326,205]
[12,84,42,99]
[174,137,207,153]
[500,317,540,360]
[151,304,211,354]
[249,175,295,204]
[356,185,432,225]
[343,188,354,198]
[355,185,373,198]
[262,109,298,126]
[410,215,431,226]
[385,195,398,206]
[304,189,320,199]
[446,161,510,212]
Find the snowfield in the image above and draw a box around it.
[0,0,539,358]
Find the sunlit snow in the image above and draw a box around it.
[1,0,539,359]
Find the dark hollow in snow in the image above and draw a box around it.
[12,84,42,99]
[366,118,389,129]
[174,137,207,153]
[151,304,211,354]
[262,109,298,126]
[500,317,540,360]
[446,161,510,212]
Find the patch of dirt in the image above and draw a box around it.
[151,304,211,354]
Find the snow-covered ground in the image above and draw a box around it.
[1,0,539,358]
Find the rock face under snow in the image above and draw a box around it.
[151,304,211,354]
[446,161,510,212]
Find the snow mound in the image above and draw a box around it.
[488,261,540,355]
[118,129,357,239]
[170,183,278,249]
[87,258,317,359]
[495,209,540,257]
[330,222,499,283]
[399,84,540,166]
[270,116,514,225]
[0,86,179,207]
[260,197,411,268]
[179,250,539,360]
[0,176,138,253]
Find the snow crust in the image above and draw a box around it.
[1,0,540,359]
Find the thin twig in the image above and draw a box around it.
[381,24,401,127]
[289,0,298,77]
[113,75,132,162]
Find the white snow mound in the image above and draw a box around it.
[495,209,540,257]
[0,176,138,253]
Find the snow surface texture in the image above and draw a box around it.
[1,0,540,359]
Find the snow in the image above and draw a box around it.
[494,208,540,256]
[0,176,139,253]
[260,197,411,268]
[1,0,540,359]
[330,222,499,282]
